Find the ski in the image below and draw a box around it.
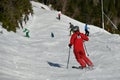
[72,66,95,70]
[72,66,83,69]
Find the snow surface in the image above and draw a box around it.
[0,1,120,80]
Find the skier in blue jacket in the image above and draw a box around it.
[84,24,89,36]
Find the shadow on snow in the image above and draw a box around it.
[47,61,62,68]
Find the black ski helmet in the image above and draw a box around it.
[72,26,79,32]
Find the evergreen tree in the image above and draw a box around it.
[45,0,120,34]
[0,0,33,32]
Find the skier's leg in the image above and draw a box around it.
[88,31,89,36]
[85,30,87,36]
[84,56,93,66]
[70,29,72,36]
[82,51,93,66]
[87,30,89,36]
[74,50,86,68]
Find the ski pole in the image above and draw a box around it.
[66,48,71,69]
[84,43,89,56]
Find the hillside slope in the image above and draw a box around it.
[0,1,120,80]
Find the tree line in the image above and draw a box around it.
[38,0,120,34]
[0,0,33,32]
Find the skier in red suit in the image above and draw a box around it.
[68,26,93,69]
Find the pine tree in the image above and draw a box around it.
[0,0,33,32]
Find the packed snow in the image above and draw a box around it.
[0,1,120,80]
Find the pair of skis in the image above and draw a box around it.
[72,66,95,70]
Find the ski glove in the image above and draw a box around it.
[68,44,72,48]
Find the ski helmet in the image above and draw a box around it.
[72,26,79,32]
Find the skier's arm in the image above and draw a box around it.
[68,34,76,48]
[80,33,89,41]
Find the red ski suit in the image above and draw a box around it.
[69,31,93,68]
